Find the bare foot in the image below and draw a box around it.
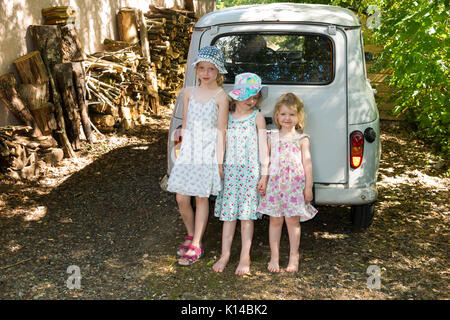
[286,253,299,272]
[267,258,280,273]
[212,255,229,273]
[235,256,251,275]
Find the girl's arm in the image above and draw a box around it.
[300,137,314,203]
[216,91,229,178]
[181,87,192,132]
[256,113,269,195]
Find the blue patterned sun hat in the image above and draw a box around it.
[228,73,267,101]
[192,46,228,74]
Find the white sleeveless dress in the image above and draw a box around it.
[167,88,223,198]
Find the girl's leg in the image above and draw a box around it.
[212,220,237,272]
[235,220,254,275]
[178,197,209,263]
[268,216,284,273]
[285,216,301,272]
[176,194,194,248]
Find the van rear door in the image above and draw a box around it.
[199,24,348,184]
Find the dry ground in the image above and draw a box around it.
[0,107,448,300]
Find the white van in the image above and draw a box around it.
[162,3,381,229]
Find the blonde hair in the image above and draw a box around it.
[273,93,305,130]
[195,64,224,86]
[229,92,263,112]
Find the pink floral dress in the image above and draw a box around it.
[258,130,317,221]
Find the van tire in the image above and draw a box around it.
[351,203,375,230]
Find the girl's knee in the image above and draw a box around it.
[270,216,284,226]
[195,196,209,204]
[285,216,300,226]
[176,194,191,207]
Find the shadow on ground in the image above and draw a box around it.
[0,121,448,299]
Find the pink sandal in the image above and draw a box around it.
[178,244,203,266]
[176,235,193,257]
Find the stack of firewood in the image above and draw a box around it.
[145,5,197,106]
[84,48,158,131]
[42,6,77,25]
[0,126,62,180]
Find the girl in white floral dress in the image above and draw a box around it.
[258,93,317,273]
[167,46,229,265]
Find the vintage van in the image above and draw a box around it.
[162,3,381,229]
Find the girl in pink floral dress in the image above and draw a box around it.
[258,93,317,273]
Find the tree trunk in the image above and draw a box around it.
[54,62,82,150]
[40,55,75,158]
[117,8,139,44]
[0,73,42,137]
[13,51,49,85]
[60,24,86,62]
[137,10,151,63]
[72,62,93,143]
[17,83,54,135]
[28,25,64,75]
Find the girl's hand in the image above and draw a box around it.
[303,188,313,204]
[257,176,268,196]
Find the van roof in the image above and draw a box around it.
[196,3,361,28]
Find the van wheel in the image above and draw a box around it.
[351,203,375,230]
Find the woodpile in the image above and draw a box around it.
[85,5,197,131]
[0,4,198,180]
[84,48,158,131]
[144,5,197,106]
[0,126,62,180]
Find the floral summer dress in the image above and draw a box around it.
[167,88,223,198]
[214,109,262,221]
[258,130,317,221]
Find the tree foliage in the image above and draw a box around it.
[369,0,449,156]
[217,0,449,155]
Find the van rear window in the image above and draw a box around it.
[214,34,333,85]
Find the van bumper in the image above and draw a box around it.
[314,183,377,205]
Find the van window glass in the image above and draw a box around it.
[214,34,333,84]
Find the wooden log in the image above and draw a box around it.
[13,51,49,85]
[88,102,119,118]
[54,62,82,150]
[137,10,151,63]
[72,62,93,143]
[17,83,48,109]
[28,25,64,74]
[59,24,85,62]
[117,8,139,44]
[17,84,53,135]
[103,38,135,51]
[39,52,75,158]
[185,0,195,12]
[0,73,42,137]
[90,114,115,127]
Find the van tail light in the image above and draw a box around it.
[350,131,364,169]
[174,125,183,158]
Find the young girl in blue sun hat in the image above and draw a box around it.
[212,72,269,275]
[167,45,229,266]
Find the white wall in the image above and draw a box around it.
[0,0,215,126]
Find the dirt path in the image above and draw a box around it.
[0,108,448,300]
